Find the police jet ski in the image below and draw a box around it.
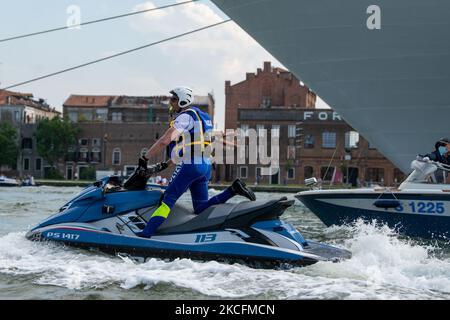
[26,166,351,268]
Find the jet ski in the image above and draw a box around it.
[26,166,351,268]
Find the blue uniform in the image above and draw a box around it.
[425,150,450,165]
[141,107,234,237]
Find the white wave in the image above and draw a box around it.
[1,220,450,299]
[310,220,450,298]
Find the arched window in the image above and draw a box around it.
[304,166,314,179]
[112,148,121,165]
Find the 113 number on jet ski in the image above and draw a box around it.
[195,233,217,243]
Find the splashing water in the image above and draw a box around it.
[1,187,450,299]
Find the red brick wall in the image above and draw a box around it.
[225,61,315,131]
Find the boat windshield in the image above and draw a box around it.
[404,160,450,184]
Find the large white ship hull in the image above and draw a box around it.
[211,0,450,173]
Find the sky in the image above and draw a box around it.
[0,0,330,130]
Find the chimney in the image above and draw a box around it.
[225,80,231,94]
[257,68,262,75]
[246,72,255,80]
[263,61,271,72]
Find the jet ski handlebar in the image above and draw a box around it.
[122,160,170,191]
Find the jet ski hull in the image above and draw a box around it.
[26,223,349,268]
[26,175,351,268]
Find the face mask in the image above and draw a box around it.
[439,146,447,155]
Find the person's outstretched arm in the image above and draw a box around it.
[145,127,180,160]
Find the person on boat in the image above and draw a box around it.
[422,138,450,183]
[137,86,256,238]
[423,138,450,165]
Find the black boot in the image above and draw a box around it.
[230,179,256,201]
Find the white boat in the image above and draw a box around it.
[211,0,450,174]
[295,159,450,239]
[0,176,20,187]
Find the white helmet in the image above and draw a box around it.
[170,86,194,108]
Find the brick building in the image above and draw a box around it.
[0,89,60,177]
[63,93,215,179]
[219,62,404,186]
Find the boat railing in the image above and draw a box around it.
[403,157,450,184]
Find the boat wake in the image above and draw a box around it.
[1,220,450,299]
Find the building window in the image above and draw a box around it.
[261,96,272,108]
[68,112,78,122]
[112,112,122,121]
[366,168,385,184]
[288,125,296,138]
[321,167,334,181]
[239,166,248,179]
[79,147,88,162]
[91,148,101,163]
[113,148,121,165]
[272,125,280,138]
[79,138,88,146]
[304,166,314,179]
[345,131,360,149]
[287,167,295,180]
[35,158,42,171]
[22,138,33,149]
[304,134,315,149]
[322,132,336,148]
[23,158,30,171]
[287,146,296,159]
[393,168,405,185]
[80,111,93,121]
[92,138,101,147]
[14,111,20,123]
[96,109,108,121]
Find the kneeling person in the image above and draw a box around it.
[139,86,255,238]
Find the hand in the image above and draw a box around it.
[138,155,148,169]
[147,161,169,174]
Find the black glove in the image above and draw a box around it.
[147,161,169,175]
[138,155,148,169]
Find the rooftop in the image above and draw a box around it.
[63,95,117,108]
[64,94,213,109]
[0,89,59,113]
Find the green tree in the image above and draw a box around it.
[35,117,80,171]
[79,166,96,180]
[0,122,18,168]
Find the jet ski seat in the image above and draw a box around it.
[156,197,294,235]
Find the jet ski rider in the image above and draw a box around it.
[137,86,256,238]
